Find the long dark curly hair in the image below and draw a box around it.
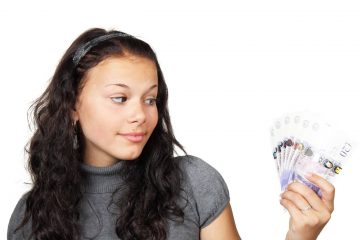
[14,28,188,240]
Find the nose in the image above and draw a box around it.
[127,101,146,124]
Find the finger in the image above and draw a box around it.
[305,173,335,212]
[286,181,327,213]
[281,190,312,213]
[281,197,331,235]
[280,198,303,219]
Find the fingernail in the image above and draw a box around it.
[305,172,313,178]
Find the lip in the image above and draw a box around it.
[120,132,146,143]
[121,132,146,136]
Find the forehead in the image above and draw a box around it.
[82,55,158,87]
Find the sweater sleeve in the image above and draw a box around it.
[179,155,230,229]
[7,192,30,240]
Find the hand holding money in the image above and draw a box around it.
[270,112,351,239]
[280,173,335,240]
[270,112,352,196]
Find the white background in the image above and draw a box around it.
[1,0,360,239]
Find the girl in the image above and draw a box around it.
[8,28,334,240]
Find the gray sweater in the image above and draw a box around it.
[8,155,230,239]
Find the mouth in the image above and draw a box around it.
[119,132,146,143]
[121,132,146,137]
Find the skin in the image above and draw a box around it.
[71,55,334,239]
[200,174,334,240]
[72,55,159,167]
[281,173,335,240]
[200,203,241,240]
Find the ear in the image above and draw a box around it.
[71,105,79,122]
[71,95,82,122]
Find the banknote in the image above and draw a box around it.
[270,111,353,196]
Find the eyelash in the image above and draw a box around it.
[111,97,157,105]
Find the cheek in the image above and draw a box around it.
[148,108,159,130]
[79,102,123,142]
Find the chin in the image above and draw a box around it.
[120,156,139,161]
[112,143,145,160]
[118,150,142,161]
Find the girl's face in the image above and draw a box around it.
[72,55,159,167]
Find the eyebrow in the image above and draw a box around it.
[105,83,158,92]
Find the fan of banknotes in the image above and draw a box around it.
[270,112,353,196]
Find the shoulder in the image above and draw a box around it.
[175,155,230,228]
[176,154,228,189]
[8,192,31,240]
[176,154,219,175]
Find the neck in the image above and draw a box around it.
[79,160,126,193]
[82,147,119,167]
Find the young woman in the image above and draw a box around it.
[8,28,335,240]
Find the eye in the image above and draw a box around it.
[111,97,127,103]
[145,98,157,105]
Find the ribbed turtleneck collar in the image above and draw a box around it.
[79,160,126,194]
